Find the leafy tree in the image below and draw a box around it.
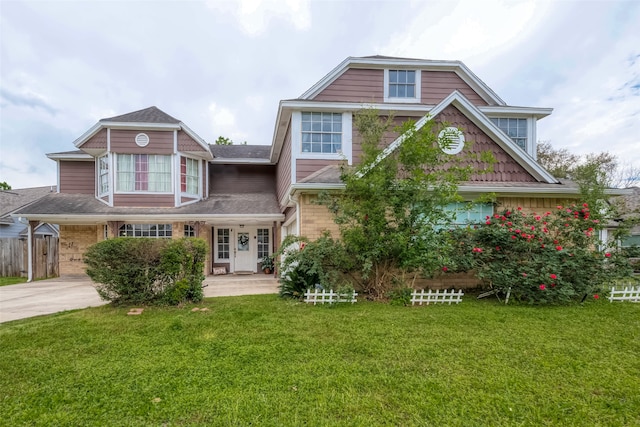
[318,109,494,299]
[0,181,11,190]
[215,136,233,145]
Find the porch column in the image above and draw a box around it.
[27,221,38,282]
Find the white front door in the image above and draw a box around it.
[235,230,254,272]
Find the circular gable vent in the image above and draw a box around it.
[135,133,150,147]
[438,127,464,155]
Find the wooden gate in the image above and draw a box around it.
[0,237,59,279]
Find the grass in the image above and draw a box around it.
[0,276,27,287]
[1,295,639,426]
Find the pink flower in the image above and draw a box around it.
[556,245,563,251]
[594,294,599,299]
[442,266,448,272]
[515,229,521,234]
[486,220,491,225]
[557,205,563,210]
[495,246,501,251]
[472,247,483,253]
[583,203,589,208]
[605,253,611,258]
[511,235,517,240]
[551,283,556,288]
[549,274,557,280]
[517,207,522,211]
[539,284,546,290]
[522,272,527,277]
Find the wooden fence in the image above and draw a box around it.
[0,237,59,279]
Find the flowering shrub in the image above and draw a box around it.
[450,203,633,304]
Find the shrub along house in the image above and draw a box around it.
[14,56,624,281]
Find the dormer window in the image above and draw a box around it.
[490,118,527,151]
[384,69,421,103]
[301,112,342,154]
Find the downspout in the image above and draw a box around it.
[27,221,33,282]
[288,193,301,236]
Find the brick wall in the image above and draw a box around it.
[298,194,340,239]
[59,225,100,275]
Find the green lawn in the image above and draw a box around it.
[1,295,638,426]
[0,276,27,287]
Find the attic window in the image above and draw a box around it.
[135,133,150,147]
[384,70,421,103]
[438,127,465,155]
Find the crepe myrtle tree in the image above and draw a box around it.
[318,109,495,299]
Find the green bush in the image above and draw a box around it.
[84,237,207,306]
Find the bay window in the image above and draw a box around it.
[116,154,171,192]
[180,157,199,195]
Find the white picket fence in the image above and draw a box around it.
[609,286,640,303]
[304,289,358,305]
[411,289,464,305]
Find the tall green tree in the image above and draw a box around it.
[319,109,493,298]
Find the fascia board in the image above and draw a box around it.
[179,123,214,159]
[299,57,353,99]
[280,183,346,207]
[269,102,292,163]
[210,158,273,165]
[72,123,103,148]
[12,213,285,224]
[99,121,181,131]
[46,153,93,160]
[480,105,553,119]
[457,185,630,197]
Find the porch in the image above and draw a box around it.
[202,273,279,297]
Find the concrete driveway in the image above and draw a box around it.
[0,274,279,324]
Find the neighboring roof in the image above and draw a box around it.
[209,145,271,160]
[18,223,59,237]
[12,192,283,223]
[0,186,57,224]
[100,106,181,124]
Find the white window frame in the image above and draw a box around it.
[384,69,421,103]
[257,228,270,260]
[180,156,200,196]
[215,228,231,261]
[119,224,173,238]
[487,116,537,157]
[184,224,195,237]
[300,112,343,155]
[98,154,109,196]
[291,111,353,176]
[115,154,173,194]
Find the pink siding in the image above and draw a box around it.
[276,124,292,207]
[59,161,95,194]
[421,71,489,106]
[434,105,536,182]
[313,69,384,102]
[296,159,343,182]
[81,128,107,149]
[110,129,173,154]
[312,68,490,106]
[352,115,421,164]
[178,131,206,152]
[113,194,175,207]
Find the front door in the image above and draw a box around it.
[235,231,254,272]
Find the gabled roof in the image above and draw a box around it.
[209,145,271,164]
[370,91,559,184]
[100,106,181,124]
[0,186,57,224]
[299,55,505,106]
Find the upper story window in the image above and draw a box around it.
[98,155,109,196]
[119,224,172,238]
[116,154,171,193]
[180,157,199,195]
[490,118,527,151]
[301,112,342,154]
[384,69,421,103]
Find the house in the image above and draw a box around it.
[0,186,59,238]
[13,55,626,280]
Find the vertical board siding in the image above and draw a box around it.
[59,160,95,194]
[210,164,276,194]
[0,237,59,278]
[110,129,173,154]
[276,125,292,207]
[422,71,489,106]
[81,128,107,149]
[313,68,384,102]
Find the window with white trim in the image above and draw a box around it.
[389,70,416,98]
[301,112,342,154]
[119,224,173,238]
[490,118,527,150]
[180,157,199,195]
[116,154,171,192]
[257,228,270,259]
[98,155,109,195]
[217,228,230,259]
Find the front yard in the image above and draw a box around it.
[0,294,638,426]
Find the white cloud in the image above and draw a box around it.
[207,103,248,142]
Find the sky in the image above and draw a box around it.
[1,0,639,189]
